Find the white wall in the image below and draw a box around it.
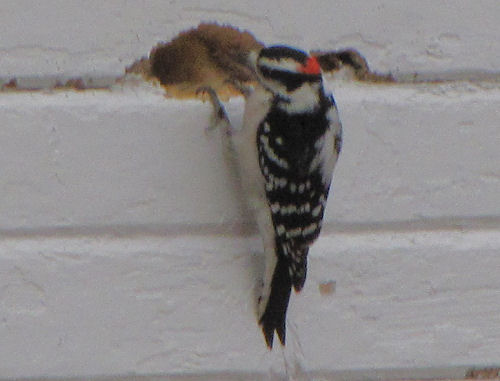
[1,1,500,380]
[2,0,500,79]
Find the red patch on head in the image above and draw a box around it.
[299,56,321,75]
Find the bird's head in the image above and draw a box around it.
[249,45,323,100]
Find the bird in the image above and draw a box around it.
[198,44,342,348]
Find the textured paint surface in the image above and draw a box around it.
[0,81,499,379]
[0,82,499,230]
[1,1,500,78]
[1,230,500,379]
[1,1,500,379]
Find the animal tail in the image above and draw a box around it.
[259,243,309,348]
[259,249,292,348]
[290,247,308,292]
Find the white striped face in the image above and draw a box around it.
[252,45,323,108]
[257,56,304,74]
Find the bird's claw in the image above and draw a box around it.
[197,86,230,133]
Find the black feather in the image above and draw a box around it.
[259,246,292,348]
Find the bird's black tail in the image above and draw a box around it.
[259,243,309,348]
[259,252,292,348]
[291,247,308,292]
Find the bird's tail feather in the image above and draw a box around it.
[291,247,308,292]
[259,249,292,349]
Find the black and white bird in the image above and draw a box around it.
[199,45,342,348]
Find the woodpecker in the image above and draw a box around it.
[199,45,342,348]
